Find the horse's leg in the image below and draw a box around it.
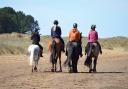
[59,53,62,72]
[89,58,92,73]
[74,58,78,73]
[67,49,73,73]
[50,53,55,72]
[72,57,75,73]
[30,58,33,72]
[93,57,97,72]
[67,55,72,73]
[54,53,57,72]
[67,59,73,73]
[51,64,54,72]
[34,61,38,72]
[32,65,33,72]
[55,63,57,72]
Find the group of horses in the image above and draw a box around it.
[28,33,101,73]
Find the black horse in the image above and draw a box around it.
[64,33,82,73]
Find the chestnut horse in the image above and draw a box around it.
[49,38,62,72]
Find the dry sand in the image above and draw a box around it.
[0,49,128,89]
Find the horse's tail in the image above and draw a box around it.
[50,40,57,64]
[64,42,73,66]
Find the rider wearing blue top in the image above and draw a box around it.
[51,20,65,52]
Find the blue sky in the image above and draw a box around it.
[0,0,128,38]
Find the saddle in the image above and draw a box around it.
[48,38,61,52]
[92,43,97,49]
[85,42,98,55]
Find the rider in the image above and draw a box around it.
[68,23,82,57]
[51,20,65,52]
[85,24,102,56]
[31,29,43,57]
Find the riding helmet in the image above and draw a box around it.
[73,23,77,28]
[91,25,96,29]
[53,20,59,25]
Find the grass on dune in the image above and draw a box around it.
[0,33,128,55]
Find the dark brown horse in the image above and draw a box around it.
[84,43,100,73]
[49,38,62,72]
[64,33,82,73]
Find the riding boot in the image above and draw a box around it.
[65,49,68,56]
[100,50,102,54]
[79,45,83,57]
[60,37,65,52]
[85,42,89,55]
[61,44,65,52]
[97,42,102,54]
[99,45,102,54]
[40,50,43,57]
[62,41,65,52]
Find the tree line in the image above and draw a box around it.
[0,7,40,34]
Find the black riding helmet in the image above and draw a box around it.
[91,25,96,29]
[32,29,38,34]
[73,23,77,28]
[53,20,59,25]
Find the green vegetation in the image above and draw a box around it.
[0,7,40,34]
[0,33,128,55]
[100,36,128,51]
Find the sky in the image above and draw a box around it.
[0,0,128,38]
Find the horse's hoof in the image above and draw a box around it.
[59,70,62,72]
[51,68,54,72]
[73,70,78,73]
[69,69,73,73]
[93,69,97,73]
[34,67,37,71]
[69,70,72,73]
[35,69,38,72]
[89,69,93,73]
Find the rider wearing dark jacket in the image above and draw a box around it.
[31,29,43,57]
[51,20,65,52]
[51,25,61,38]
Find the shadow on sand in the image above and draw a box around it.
[43,70,126,74]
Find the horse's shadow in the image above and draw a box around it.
[43,71,125,74]
[78,71,125,74]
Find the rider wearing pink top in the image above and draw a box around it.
[88,30,98,43]
[85,25,102,56]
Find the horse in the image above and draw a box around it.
[64,33,82,73]
[84,43,100,73]
[49,38,62,72]
[28,44,40,72]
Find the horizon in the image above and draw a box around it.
[0,0,128,38]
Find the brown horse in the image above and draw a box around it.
[49,38,62,72]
